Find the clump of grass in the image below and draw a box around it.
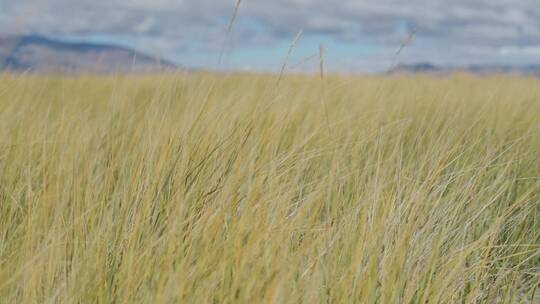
[0,73,539,303]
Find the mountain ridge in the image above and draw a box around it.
[0,34,178,73]
[389,62,540,75]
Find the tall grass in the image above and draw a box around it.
[0,73,539,303]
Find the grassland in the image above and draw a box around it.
[0,72,539,303]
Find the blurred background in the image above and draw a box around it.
[1,0,540,74]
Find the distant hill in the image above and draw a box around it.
[0,34,178,73]
[389,62,540,76]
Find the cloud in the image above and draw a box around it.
[1,0,539,70]
[500,45,540,56]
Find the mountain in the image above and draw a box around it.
[0,34,178,73]
[389,62,540,76]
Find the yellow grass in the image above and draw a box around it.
[0,72,539,303]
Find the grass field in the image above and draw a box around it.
[0,73,539,303]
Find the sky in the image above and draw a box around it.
[1,0,540,72]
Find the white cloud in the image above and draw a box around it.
[500,46,540,56]
[1,0,539,70]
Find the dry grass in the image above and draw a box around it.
[0,72,539,303]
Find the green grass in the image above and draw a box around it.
[0,72,539,303]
